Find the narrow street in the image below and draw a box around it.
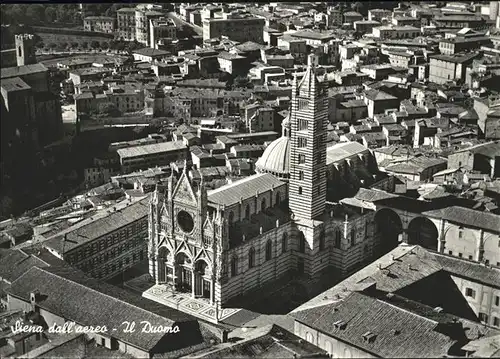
[166,11,203,36]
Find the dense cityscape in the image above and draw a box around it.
[0,1,499,358]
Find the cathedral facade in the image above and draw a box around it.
[148,55,380,309]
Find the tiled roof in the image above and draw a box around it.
[352,188,399,202]
[208,173,285,207]
[1,77,31,92]
[7,266,199,352]
[326,141,368,164]
[198,324,326,358]
[1,63,48,79]
[117,141,187,159]
[423,206,500,234]
[292,291,456,358]
[0,249,49,284]
[44,196,150,254]
[364,89,397,101]
[292,245,500,315]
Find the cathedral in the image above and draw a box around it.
[148,54,379,312]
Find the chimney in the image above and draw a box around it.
[30,290,39,311]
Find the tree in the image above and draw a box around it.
[98,102,120,117]
[35,41,44,49]
[44,7,56,23]
[81,41,88,49]
[90,40,100,49]
[71,42,79,49]
[25,4,45,25]
[100,41,109,50]
[48,42,57,50]
[234,76,251,89]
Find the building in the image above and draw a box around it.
[117,141,188,173]
[83,16,115,33]
[1,63,63,157]
[136,8,164,45]
[245,104,276,133]
[447,141,500,178]
[132,47,170,62]
[150,17,176,48]
[203,16,265,44]
[423,206,500,266]
[368,9,392,22]
[372,26,421,40]
[6,265,214,358]
[363,90,400,119]
[146,55,391,322]
[117,7,136,41]
[473,97,500,140]
[439,29,492,55]
[429,53,480,85]
[290,246,500,357]
[43,196,150,280]
[383,156,448,181]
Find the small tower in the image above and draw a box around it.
[15,34,36,67]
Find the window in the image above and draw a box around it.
[459,253,463,258]
[305,332,313,343]
[276,192,281,205]
[479,313,488,323]
[298,154,306,164]
[494,317,500,327]
[245,204,250,219]
[319,230,325,251]
[282,233,288,253]
[231,257,238,277]
[298,171,304,180]
[334,228,341,248]
[228,211,234,224]
[469,255,473,260]
[298,137,307,147]
[299,232,306,253]
[458,230,463,239]
[465,288,476,299]
[261,198,266,212]
[248,247,256,269]
[495,296,499,307]
[350,228,356,246]
[298,186,303,195]
[448,250,453,255]
[265,240,272,260]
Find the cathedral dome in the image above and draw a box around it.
[255,136,290,179]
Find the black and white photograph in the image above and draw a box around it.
[0,1,500,358]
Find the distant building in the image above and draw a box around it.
[43,196,150,280]
[149,17,176,48]
[117,7,136,41]
[116,141,188,173]
[203,16,265,44]
[428,53,480,85]
[83,16,115,33]
[372,26,421,40]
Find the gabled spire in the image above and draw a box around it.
[298,53,320,97]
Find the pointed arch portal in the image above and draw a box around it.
[374,208,403,255]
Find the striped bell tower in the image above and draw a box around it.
[289,53,327,221]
